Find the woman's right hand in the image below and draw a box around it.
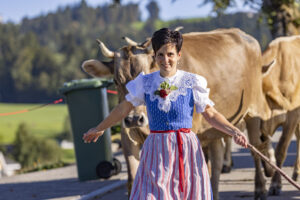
[82,127,104,143]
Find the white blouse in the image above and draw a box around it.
[125,70,214,113]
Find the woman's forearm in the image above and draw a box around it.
[202,106,240,137]
[95,100,134,131]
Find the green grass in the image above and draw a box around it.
[178,17,212,23]
[61,149,76,164]
[0,103,68,144]
[0,103,122,166]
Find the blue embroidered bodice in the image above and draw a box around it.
[125,70,214,131]
[145,89,194,130]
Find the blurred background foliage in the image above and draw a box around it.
[12,123,62,168]
[0,0,273,103]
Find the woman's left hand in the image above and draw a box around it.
[233,131,248,148]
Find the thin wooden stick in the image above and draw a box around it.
[248,143,300,190]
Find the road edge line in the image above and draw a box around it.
[79,179,127,200]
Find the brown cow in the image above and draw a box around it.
[82,28,271,200]
[260,35,300,196]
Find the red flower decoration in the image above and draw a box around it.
[159,89,168,98]
[154,81,178,99]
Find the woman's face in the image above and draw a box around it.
[155,43,181,76]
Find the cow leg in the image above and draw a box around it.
[209,139,224,200]
[121,129,140,197]
[292,123,300,181]
[269,117,297,196]
[260,134,275,177]
[203,146,212,176]
[222,136,233,173]
[245,117,267,200]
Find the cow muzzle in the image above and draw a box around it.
[123,112,148,128]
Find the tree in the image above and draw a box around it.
[194,0,300,38]
[113,0,300,38]
[145,0,160,34]
[261,0,300,37]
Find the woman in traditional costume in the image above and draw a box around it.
[83,28,248,200]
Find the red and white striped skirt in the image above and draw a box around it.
[129,130,213,200]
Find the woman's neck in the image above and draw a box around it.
[160,69,177,78]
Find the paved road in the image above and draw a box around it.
[95,166,300,200]
[0,151,127,200]
[0,131,299,200]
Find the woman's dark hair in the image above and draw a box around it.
[151,28,183,54]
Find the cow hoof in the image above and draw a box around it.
[221,165,231,173]
[268,185,282,196]
[254,191,267,200]
[292,172,298,181]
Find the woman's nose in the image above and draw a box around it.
[162,55,168,63]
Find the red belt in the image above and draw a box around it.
[150,128,191,193]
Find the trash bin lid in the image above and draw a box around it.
[59,78,112,94]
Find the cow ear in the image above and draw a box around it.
[81,59,114,77]
[262,59,276,78]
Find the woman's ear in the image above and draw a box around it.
[178,51,182,58]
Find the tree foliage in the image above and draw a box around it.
[261,0,300,37]
[115,0,300,38]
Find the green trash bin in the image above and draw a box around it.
[59,78,121,181]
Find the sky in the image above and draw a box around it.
[0,0,257,23]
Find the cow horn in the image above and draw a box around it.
[122,36,138,46]
[141,38,153,53]
[96,39,114,58]
[141,38,152,48]
[174,26,184,31]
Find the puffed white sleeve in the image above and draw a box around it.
[193,74,215,113]
[125,72,145,107]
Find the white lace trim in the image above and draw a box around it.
[143,70,213,112]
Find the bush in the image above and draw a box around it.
[13,123,62,168]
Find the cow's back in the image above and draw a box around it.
[177,29,269,135]
[262,36,300,110]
